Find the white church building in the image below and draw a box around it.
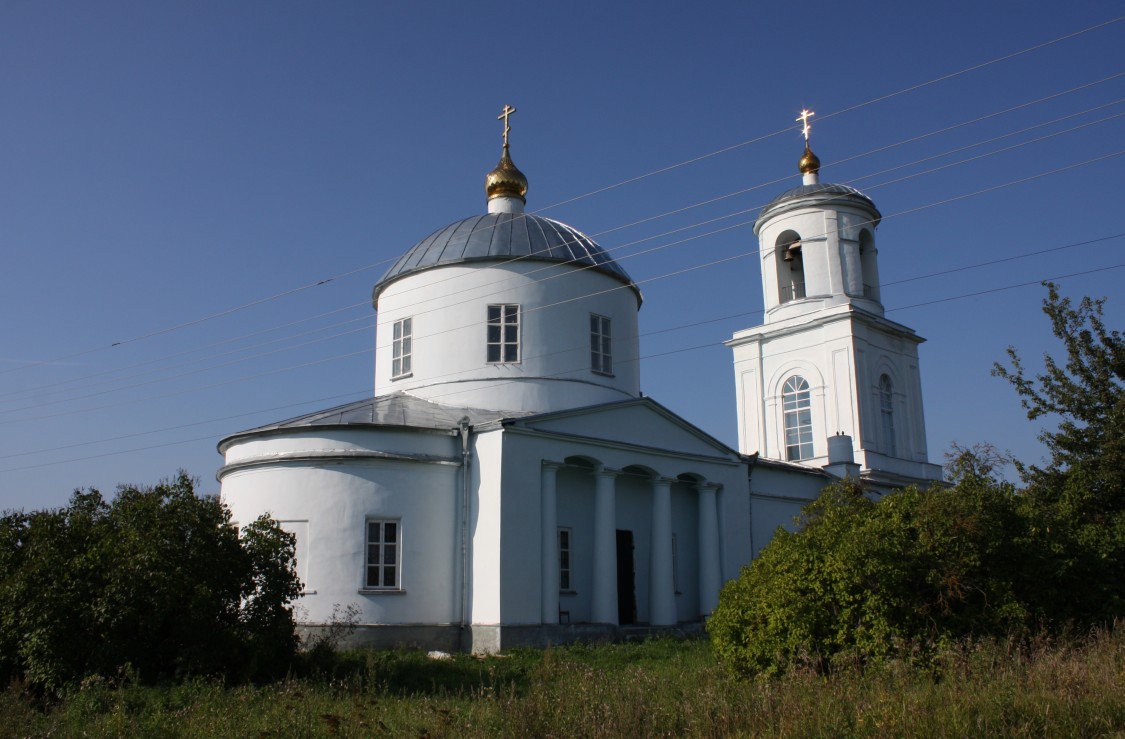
[217,109,941,652]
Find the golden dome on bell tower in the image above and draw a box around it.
[798,142,821,175]
[795,108,820,184]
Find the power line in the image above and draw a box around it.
[5,17,1119,380]
[888,263,1125,313]
[4,141,1120,422]
[10,84,1116,410]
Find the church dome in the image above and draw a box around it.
[754,182,881,234]
[373,212,642,304]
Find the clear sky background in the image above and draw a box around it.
[1,1,1122,511]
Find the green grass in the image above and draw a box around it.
[4,631,1125,737]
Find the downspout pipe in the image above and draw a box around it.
[457,417,472,642]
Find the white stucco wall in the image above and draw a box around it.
[755,194,883,323]
[748,463,826,557]
[374,261,641,413]
[219,428,463,626]
[729,307,939,484]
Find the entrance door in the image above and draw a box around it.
[616,529,637,625]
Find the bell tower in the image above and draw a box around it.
[727,111,942,490]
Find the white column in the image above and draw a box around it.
[540,461,561,624]
[697,482,722,617]
[591,465,619,625]
[648,476,677,626]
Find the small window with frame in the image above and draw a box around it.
[558,527,573,592]
[487,304,520,363]
[365,519,400,590]
[590,314,612,375]
[392,317,412,378]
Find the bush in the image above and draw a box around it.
[0,472,301,693]
[708,475,1038,676]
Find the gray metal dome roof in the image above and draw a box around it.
[373,212,640,302]
[757,182,881,226]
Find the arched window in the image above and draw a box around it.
[776,231,805,304]
[859,230,879,302]
[879,374,896,456]
[783,376,814,461]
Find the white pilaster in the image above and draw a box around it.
[540,461,561,624]
[698,482,722,617]
[648,476,677,626]
[591,465,620,625]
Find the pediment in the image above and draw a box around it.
[507,397,737,461]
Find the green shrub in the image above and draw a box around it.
[0,472,301,693]
[708,476,1037,676]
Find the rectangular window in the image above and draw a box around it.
[558,527,572,591]
[392,317,412,378]
[365,519,400,589]
[487,304,520,363]
[590,314,612,374]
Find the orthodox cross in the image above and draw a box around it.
[498,104,517,147]
[796,109,815,142]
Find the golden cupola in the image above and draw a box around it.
[485,104,528,213]
[798,142,821,176]
[485,144,528,202]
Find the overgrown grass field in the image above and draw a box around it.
[4,630,1125,737]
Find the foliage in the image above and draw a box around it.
[708,476,1036,676]
[0,472,300,693]
[3,634,1125,738]
[993,282,1125,623]
[711,284,1125,677]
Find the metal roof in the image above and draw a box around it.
[219,392,525,448]
[757,182,880,222]
[372,212,640,301]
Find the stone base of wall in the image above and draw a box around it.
[299,621,705,654]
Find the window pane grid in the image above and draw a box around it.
[558,528,572,591]
[366,520,400,589]
[392,318,412,378]
[487,304,520,363]
[783,376,814,461]
[590,314,612,374]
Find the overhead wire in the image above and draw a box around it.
[3,117,1122,420]
[4,19,1124,474]
[5,143,1121,430]
[362,120,1125,356]
[7,244,1121,475]
[3,16,1120,381]
[8,79,1119,410]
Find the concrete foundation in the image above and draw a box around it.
[300,621,706,654]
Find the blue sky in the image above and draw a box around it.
[1,1,1122,511]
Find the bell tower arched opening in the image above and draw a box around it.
[775,230,805,304]
[859,229,880,303]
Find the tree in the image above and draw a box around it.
[993,282,1125,622]
[0,472,301,693]
[993,282,1125,516]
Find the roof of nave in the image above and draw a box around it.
[219,392,530,447]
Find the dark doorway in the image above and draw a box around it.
[616,529,637,625]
